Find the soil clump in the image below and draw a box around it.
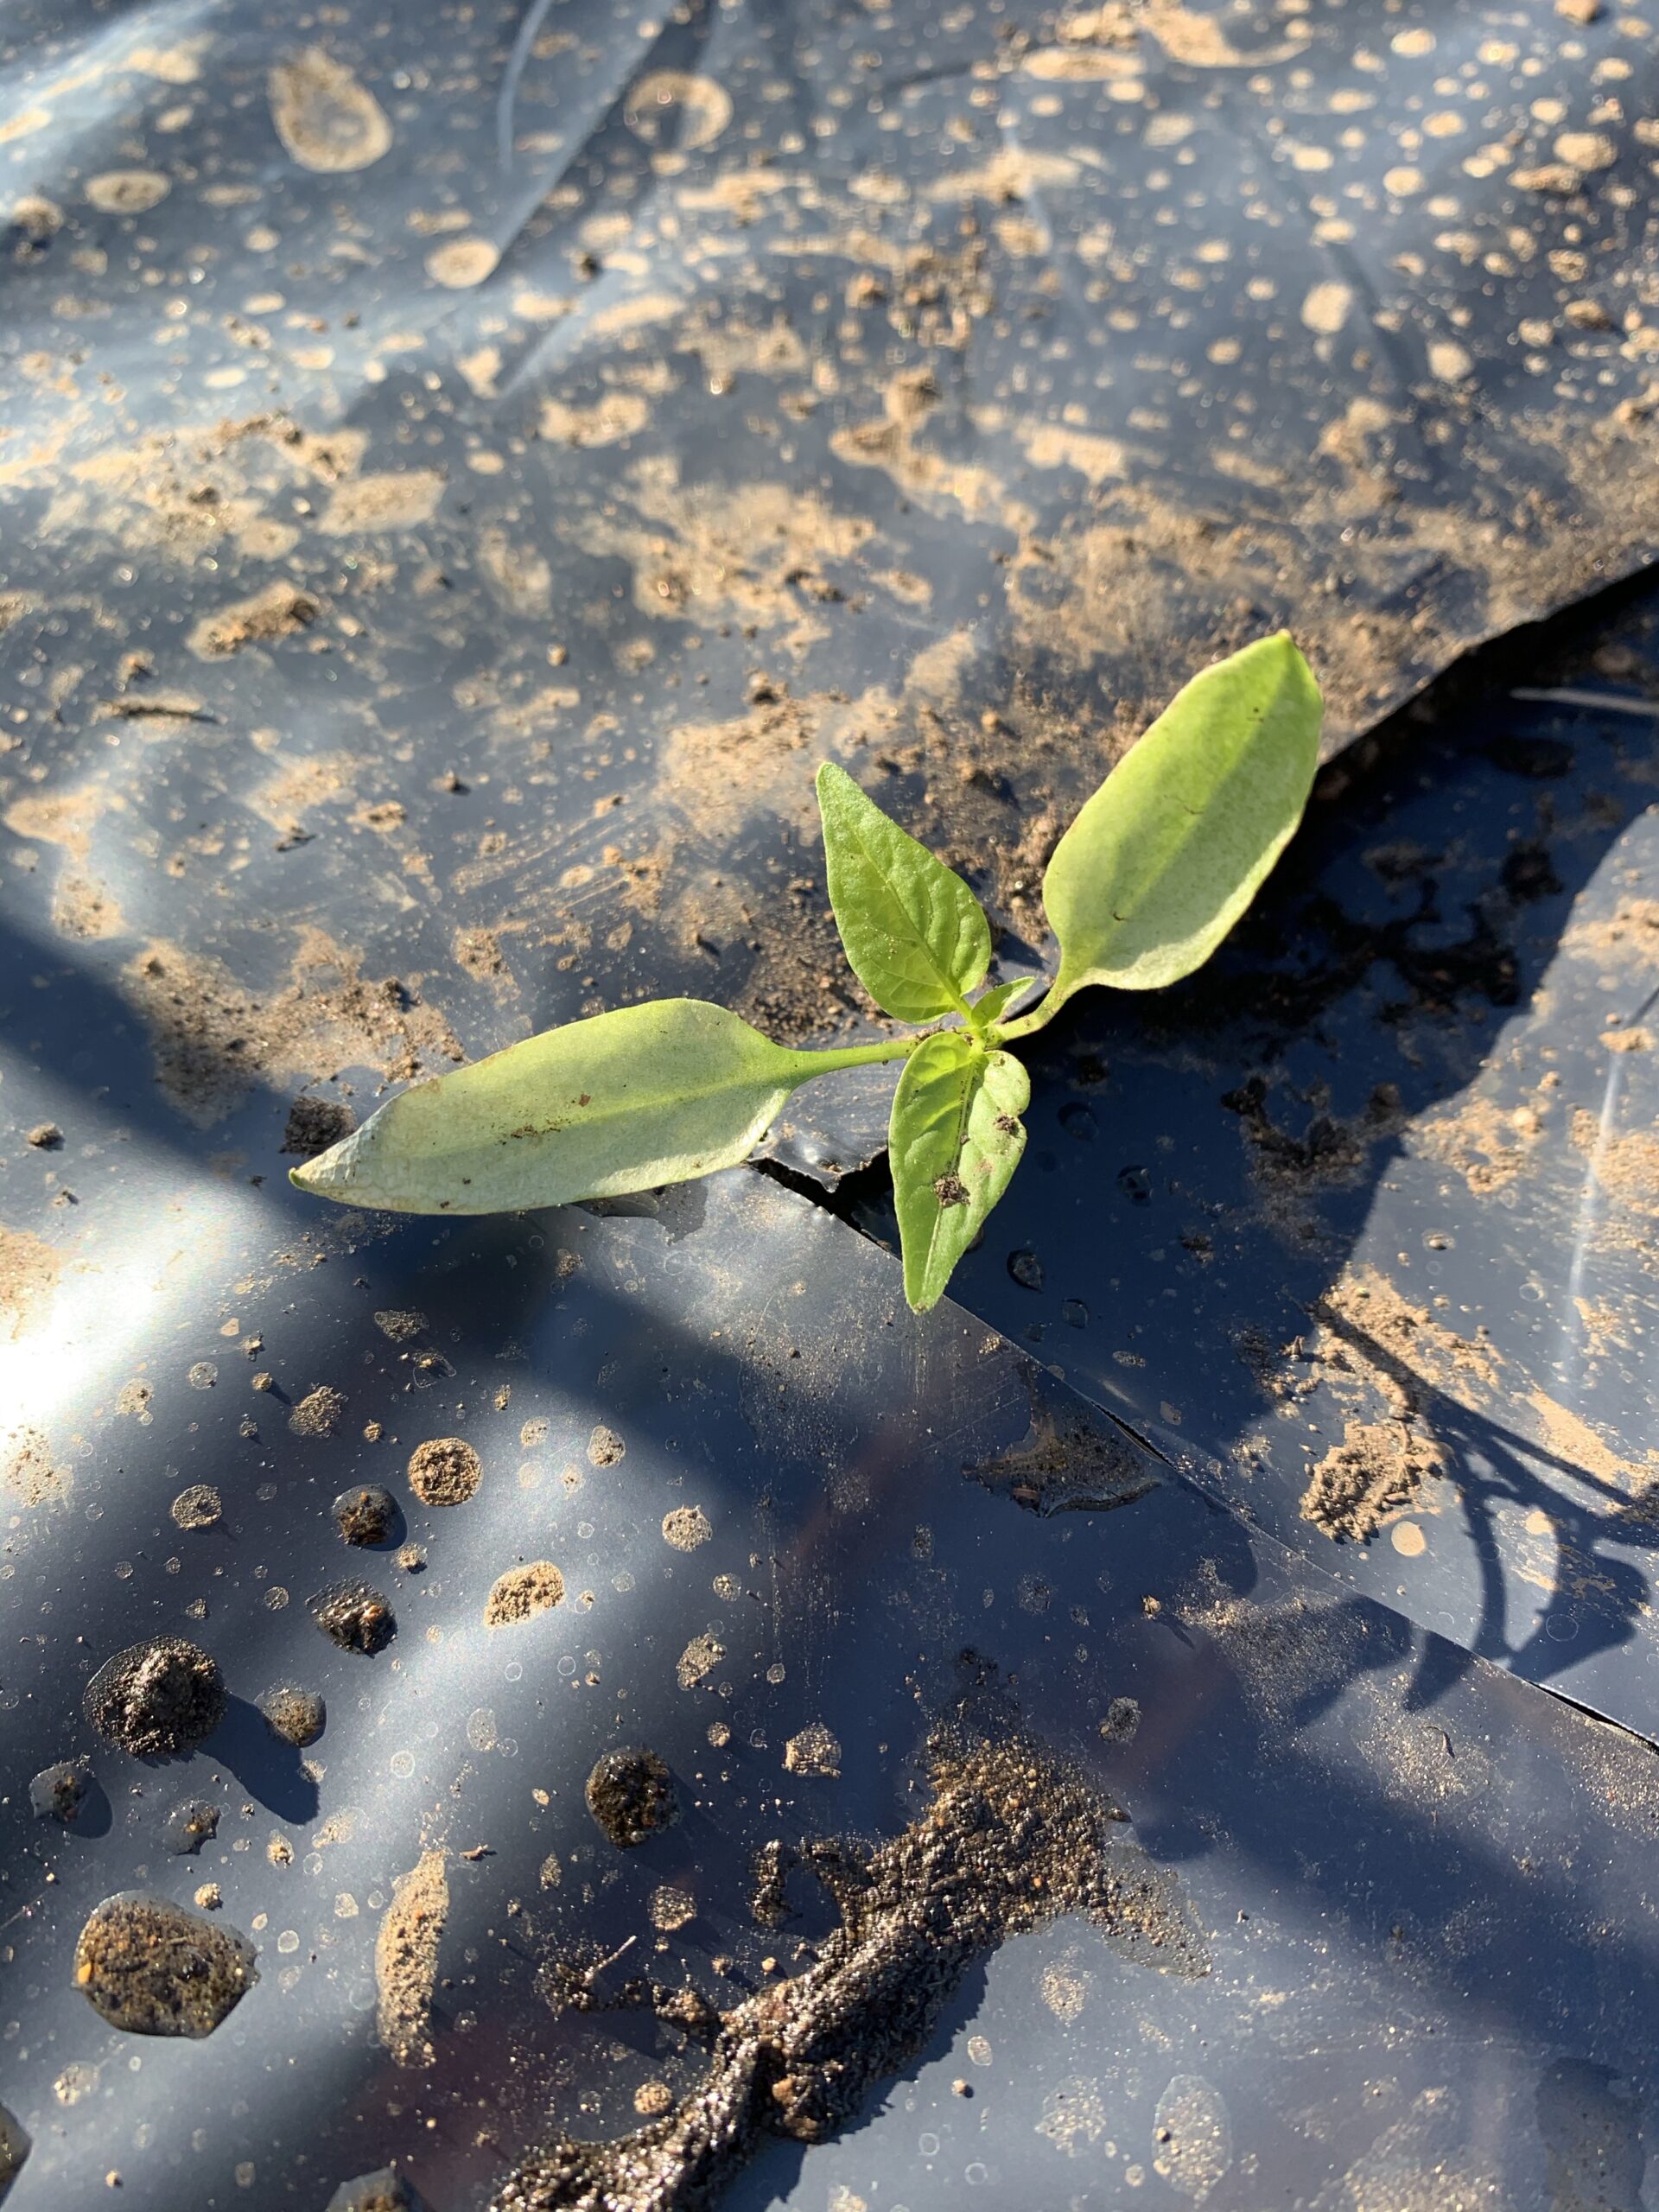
[73,1893,256,2037]
[585,1750,678,1848]
[309,1580,395,1654]
[505,1728,1203,2211]
[84,1637,225,1757]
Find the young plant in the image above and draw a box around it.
[292,633,1323,1310]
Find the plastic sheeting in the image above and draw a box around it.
[4,0,1659,1172]
[936,630,1659,1745]
[3,1172,1659,2210]
[7,0,1659,2206]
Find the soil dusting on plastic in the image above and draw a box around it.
[498,1727,1205,2211]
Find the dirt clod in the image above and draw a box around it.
[169,1484,222,1531]
[333,1484,398,1546]
[484,1562,565,1626]
[73,1892,257,2037]
[25,1122,61,1149]
[508,1729,1203,2210]
[188,579,319,659]
[783,1724,842,1777]
[259,1684,326,1746]
[1099,1697,1141,1745]
[29,1761,90,1823]
[407,1436,481,1505]
[1289,1266,1495,1541]
[677,1634,723,1689]
[375,1309,428,1342]
[290,1386,346,1438]
[661,1506,712,1551]
[283,1096,355,1155]
[585,1748,678,1848]
[0,2105,27,2195]
[1303,1420,1445,1543]
[84,1637,225,1758]
[308,1580,395,1655]
[163,1798,221,1853]
[269,46,393,175]
[588,1424,626,1467]
[326,2171,431,2212]
[376,1850,448,2068]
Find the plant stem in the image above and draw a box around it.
[791,1033,921,1079]
[994,992,1058,1042]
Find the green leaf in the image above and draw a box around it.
[889,1031,1029,1313]
[289,999,829,1215]
[817,761,990,1023]
[1033,633,1321,1020]
[969,977,1037,1032]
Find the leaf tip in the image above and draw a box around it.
[1267,626,1319,690]
[289,1134,355,1203]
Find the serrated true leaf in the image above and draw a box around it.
[817,761,990,1022]
[889,1030,1029,1313]
[1035,633,1321,1019]
[289,999,827,1215]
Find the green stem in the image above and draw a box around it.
[995,988,1061,1043]
[790,1033,922,1080]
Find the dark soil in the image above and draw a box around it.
[333,1484,398,1546]
[73,1891,257,2037]
[964,1366,1162,1516]
[1099,1697,1141,1745]
[584,1749,678,1849]
[83,1636,226,1758]
[29,1760,89,1822]
[309,1580,395,1654]
[259,1684,327,1745]
[503,1730,1205,2211]
[163,1797,221,1853]
[326,2171,430,2212]
[0,2105,27,2193]
[283,1096,355,1156]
